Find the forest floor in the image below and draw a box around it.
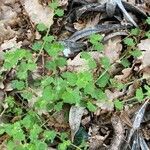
[0,0,150,150]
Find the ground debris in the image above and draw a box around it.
[0,0,150,149]
[20,0,54,27]
[109,114,124,150]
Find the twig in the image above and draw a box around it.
[34,25,51,63]
[109,114,124,150]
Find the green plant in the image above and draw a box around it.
[0,16,150,150]
[49,0,64,17]
[89,34,104,51]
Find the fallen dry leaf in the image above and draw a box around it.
[0,1,21,25]
[21,0,54,27]
[120,111,132,127]
[138,39,150,50]
[46,110,69,131]
[95,89,124,111]
[0,1,35,45]
[0,23,16,44]
[140,66,150,80]
[86,13,100,28]
[105,89,124,101]
[69,106,85,141]
[0,37,22,51]
[67,52,103,72]
[96,100,114,111]
[124,83,138,99]
[67,53,89,72]
[115,68,132,82]
[137,39,150,79]
[137,39,150,68]
[104,37,122,63]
